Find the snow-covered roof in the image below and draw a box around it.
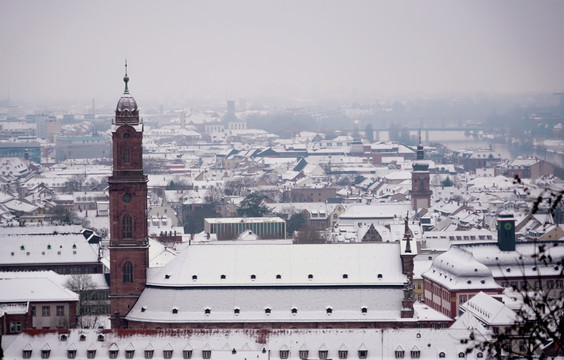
[422,247,501,291]
[0,233,99,266]
[0,277,78,303]
[459,291,516,326]
[2,327,486,360]
[128,287,404,323]
[147,243,406,287]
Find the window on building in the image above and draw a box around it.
[439,352,446,358]
[557,280,563,289]
[280,350,289,359]
[493,327,499,335]
[202,350,211,359]
[358,350,368,359]
[41,350,51,359]
[125,350,134,359]
[395,350,405,358]
[123,148,131,164]
[299,350,309,359]
[458,352,465,358]
[519,341,526,352]
[67,350,77,359]
[547,280,554,289]
[10,321,22,333]
[32,306,36,316]
[410,350,420,359]
[338,350,348,359]
[109,350,118,359]
[476,352,483,358]
[319,350,328,359]
[57,306,64,316]
[42,306,50,316]
[87,350,96,359]
[534,281,541,289]
[163,350,173,359]
[183,350,193,359]
[460,295,467,304]
[145,350,154,359]
[521,281,528,290]
[122,215,133,239]
[23,350,32,359]
[123,261,134,283]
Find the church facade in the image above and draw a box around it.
[108,71,448,330]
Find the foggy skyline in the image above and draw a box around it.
[1,0,564,106]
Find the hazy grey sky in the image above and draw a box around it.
[1,0,563,104]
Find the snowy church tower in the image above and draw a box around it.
[410,132,431,211]
[108,63,149,329]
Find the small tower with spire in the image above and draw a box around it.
[400,213,416,318]
[410,130,432,211]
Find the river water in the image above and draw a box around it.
[375,130,564,169]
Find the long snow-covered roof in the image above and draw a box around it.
[147,243,406,287]
[2,327,486,360]
[127,287,403,324]
[0,233,99,266]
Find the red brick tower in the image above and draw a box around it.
[410,131,431,211]
[109,63,149,329]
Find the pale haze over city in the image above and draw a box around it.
[2,1,564,359]
[1,0,563,104]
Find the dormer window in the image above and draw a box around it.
[377,274,383,279]
[308,274,314,280]
[192,275,197,280]
[250,274,256,280]
[80,334,86,341]
[204,308,211,315]
[358,350,368,359]
[361,307,368,314]
[172,307,178,314]
[326,307,333,315]
[291,307,298,315]
[125,350,135,359]
[276,274,282,279]
[342,274,348,279]
[265,307,271,315]
[234,308,240,315]
[220,274,226,280]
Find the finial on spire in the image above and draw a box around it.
[123,60,130,94]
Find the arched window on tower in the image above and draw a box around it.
[123,147,131,164]
[122,214,133,239]
[123,261,133,283]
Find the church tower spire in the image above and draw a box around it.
[410,130,431,211]
[108,63,149,329]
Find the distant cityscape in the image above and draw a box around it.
[1,83,564,359]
